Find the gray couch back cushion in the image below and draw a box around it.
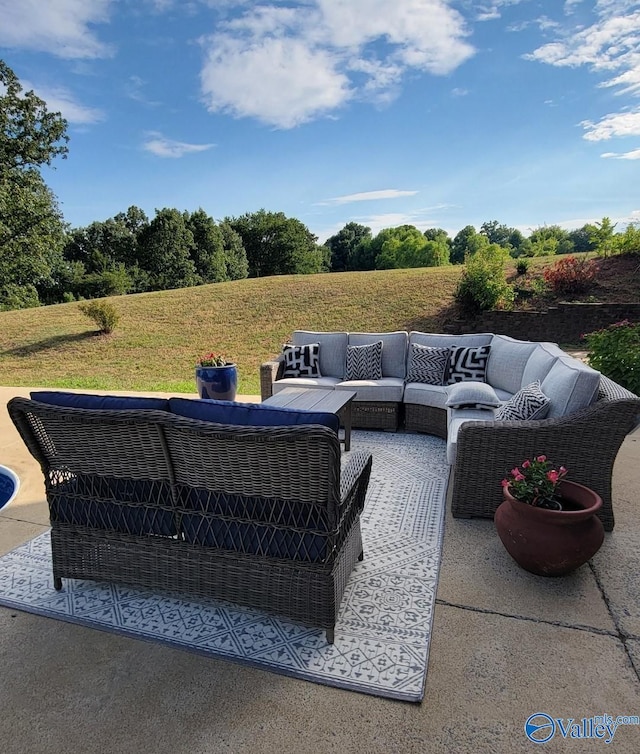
[292,331,347,378]
[486,335,538,394]
[348,331,408,378]
[410,332,493,349]
[541,357,600,418]
[521,342,566,387]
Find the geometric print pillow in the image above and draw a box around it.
[281,343,321,378]
[345,341,383,380]
[445,344,491,385]
[495,380,551,421]
[406,343,450,385]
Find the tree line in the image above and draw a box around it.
[1,58,636,312]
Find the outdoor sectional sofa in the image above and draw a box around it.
[8,392,373,643]
[261,330,640,531]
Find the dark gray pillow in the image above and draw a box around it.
[495,381,551,421]
[282,343,321,378]
[406,343,449,385]
[345,341,383,380]
[446,345,491,384]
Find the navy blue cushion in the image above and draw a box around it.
[168,397,339,433]
[31,391,170,411]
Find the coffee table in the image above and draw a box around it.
[262,388,357,451]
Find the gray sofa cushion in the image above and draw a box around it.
[445,381,501,409]
[521,342,566,387]
[541,358,600,418]
[486,335,538,394]
[410,331,493,349]
[273,377,342,393]
[494,381,550,421]
[348,331,408,378]
[446,408,496,464]
[336,378,405,403]
[404,382,448,409]
[292,331,347,379]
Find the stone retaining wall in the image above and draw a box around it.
[446,303,640,344]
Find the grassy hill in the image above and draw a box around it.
[0,266,463,395]
[2,254,637,395]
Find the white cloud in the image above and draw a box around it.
[601,148,640,159]
[199,0,475,128]
[143,132,215,158]
[200,35,351,128]
[321,189,419,205]
[125,76,161,106]
[0,0,114,58]
[581,109,640,140]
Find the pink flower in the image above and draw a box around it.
[522,460,531,468]
[511,468,525,481]
[501,479,510,488]
[559,466,567,475]
[547,470,559,483]
[536,455,547,462]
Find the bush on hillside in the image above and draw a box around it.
[543,255,596,296]
[78,300,120,334]
[515,258,530,275]
[455,245,514,313]
[585,320,640,394]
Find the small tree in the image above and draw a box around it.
[78,300,120,334]
[455,244,514,313]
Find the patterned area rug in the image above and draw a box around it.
[0,431,448,702]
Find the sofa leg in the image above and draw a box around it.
[358,550,364,561]
[326,628,335,644]
[53,576,62,591]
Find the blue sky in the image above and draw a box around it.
[1,0,638,242]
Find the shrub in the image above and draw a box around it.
[455,245,514,313]
[78,300,120,334]
[515,258,530,275]
[542,255,596,296]
[584,320,640,394]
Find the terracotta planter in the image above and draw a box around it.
[494,480,604,576]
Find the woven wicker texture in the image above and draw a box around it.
[8,398,373,642]
[450,377,640,531]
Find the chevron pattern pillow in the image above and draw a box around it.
[345,341,383,380]
[495,381,550,421]
[281,343,321,377]
[446,345,491,384]
[406,343,449,385]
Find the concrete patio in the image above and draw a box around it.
[1,385,639,753]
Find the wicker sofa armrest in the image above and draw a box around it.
[450,394,640,531]
[340,450,373,502]
[330,450,372,557]
[260,355,285,400]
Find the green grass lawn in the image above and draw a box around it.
[0,267,463,395]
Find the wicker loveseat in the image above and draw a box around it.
[261,331,640,530]
[8,394,373,643]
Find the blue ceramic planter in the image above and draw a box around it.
[195,364,238,401]
[0,465,20,510]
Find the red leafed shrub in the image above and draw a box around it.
[543,256,597,296]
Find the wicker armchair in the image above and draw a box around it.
[8,397,373,643]
[450,376,640,531]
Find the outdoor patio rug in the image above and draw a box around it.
[0,431,448,702]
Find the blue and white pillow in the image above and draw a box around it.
[282,343,321,378]
[495,381,550,421]
[345,341,383,381]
